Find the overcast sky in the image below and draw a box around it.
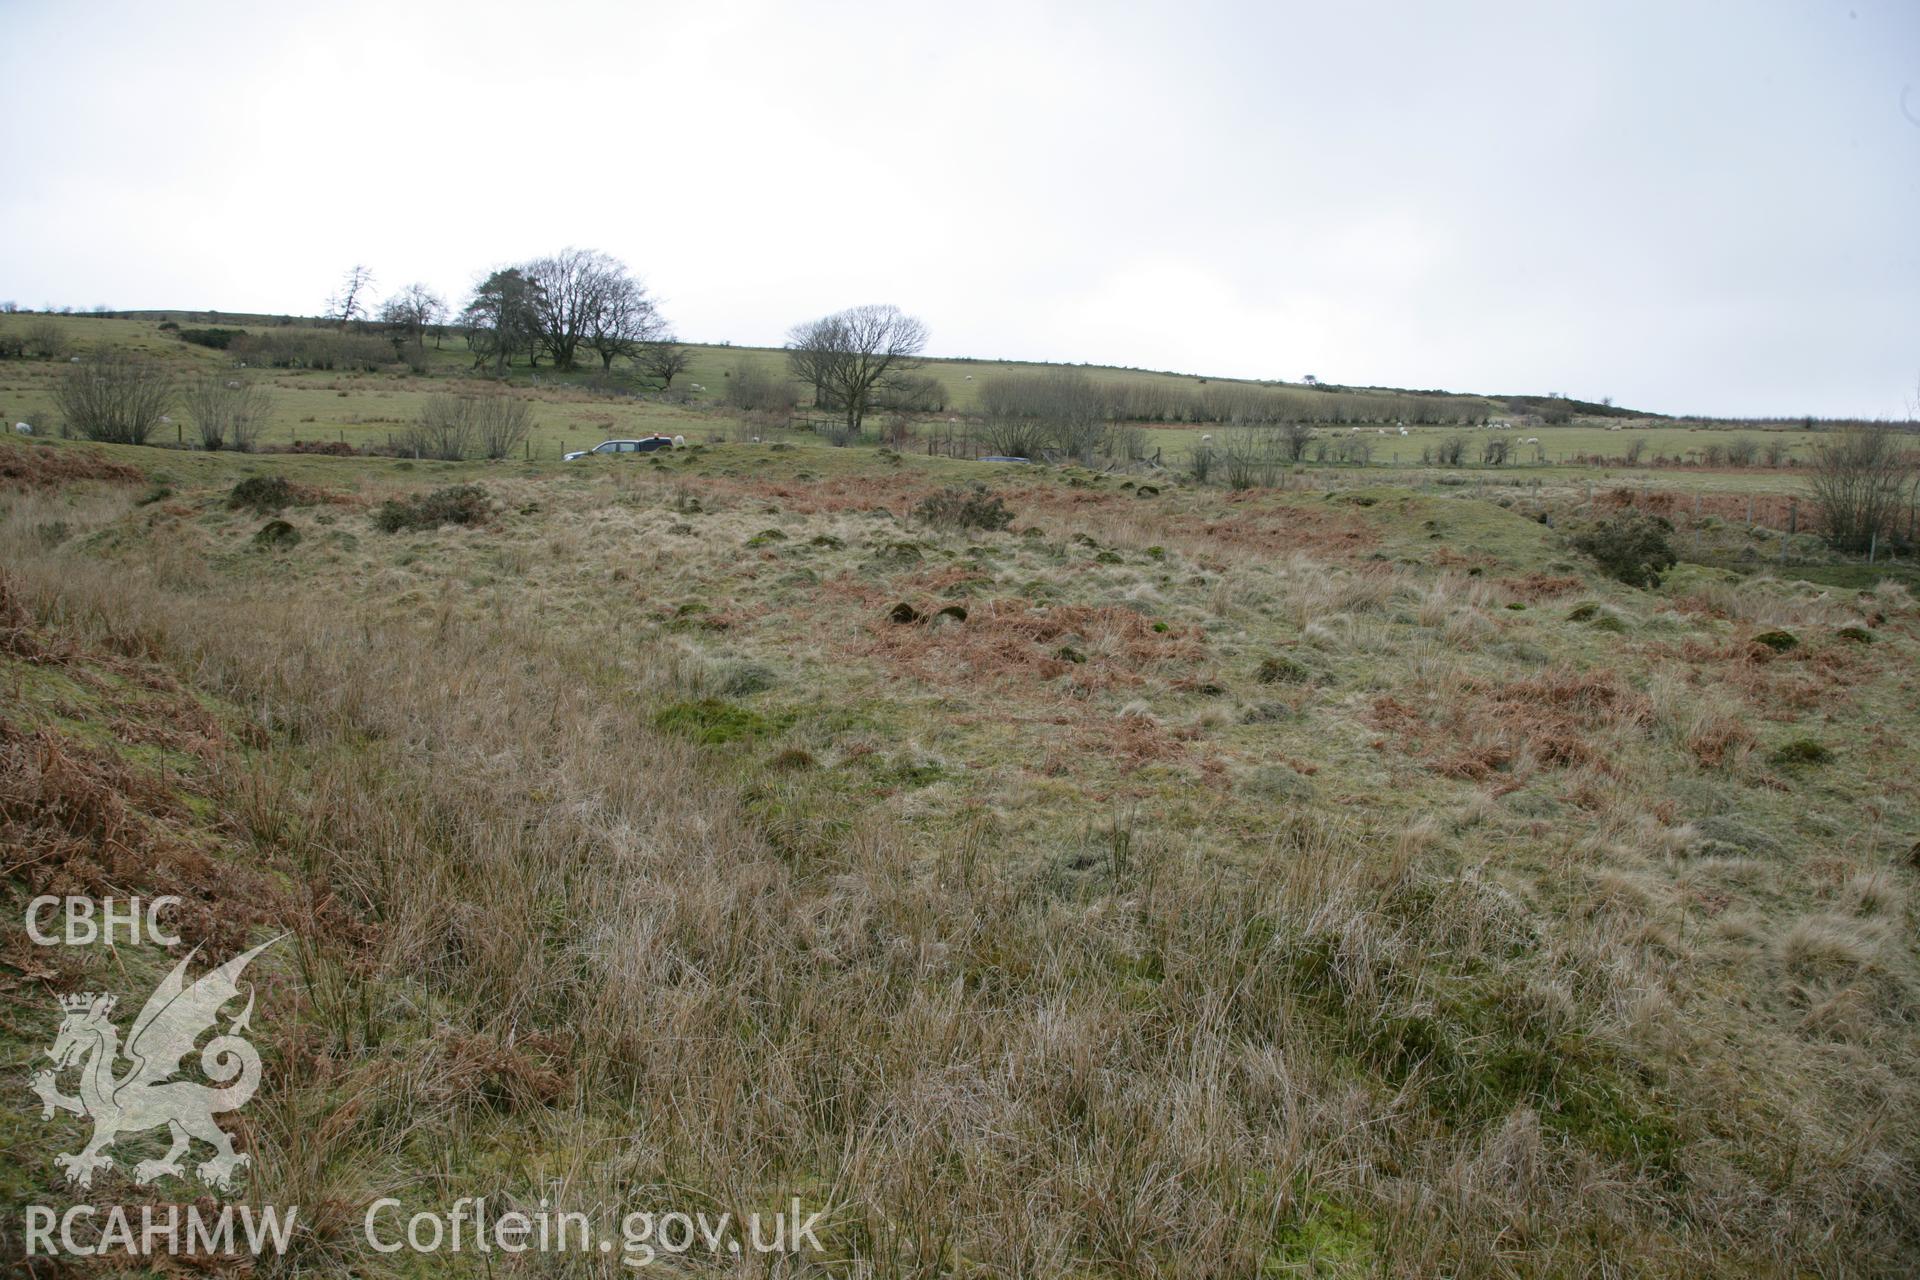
[2,0,1915,417]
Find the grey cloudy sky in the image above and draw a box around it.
[2,0,1915,417]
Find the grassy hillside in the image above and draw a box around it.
[9,312,1517,425]
[3,430,1917,1275]
[0,314,1855,478]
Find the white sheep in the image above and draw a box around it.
[690,383,704,391]
[13,422,31,435]
[672,435,686,447]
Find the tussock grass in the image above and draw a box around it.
[3,442,1918,1276]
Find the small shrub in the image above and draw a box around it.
[725,365,799,414]
[716,662,777,696]
[1769,738,1833,766]
[653,698,782,745]
[913,485,1014,532]
[1256,654,1312,684]
[1571,511,1676,588]
[767,747,816,771]
[1836,625,1874,644]
[228,475,294,514]
[177,327,247,350]
[1749,628,1799,653]
[23,318,70,360]
[400,393,528,461]
[373,483,493,533]
[252,519,301,550]
[184,374,271,451]
[54,352,173,445]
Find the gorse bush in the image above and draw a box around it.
[1572,510,1677,588]
[54,352,173,445]
[177,327,247,350]
[913,485,1014,531]
[228,475,295,514]
[374,483,493,533]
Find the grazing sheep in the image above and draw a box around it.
[13,422,31,435]
[672,435,686,447]
[690,383,704,391]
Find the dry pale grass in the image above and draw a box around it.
[4,461,1919,1278]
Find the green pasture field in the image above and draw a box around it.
[0,313,1865,488]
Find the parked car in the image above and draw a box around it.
[564,436,676,461]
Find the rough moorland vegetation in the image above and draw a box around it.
[2,432,1916,1276]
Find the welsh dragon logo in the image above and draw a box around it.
[29,937,279,1192]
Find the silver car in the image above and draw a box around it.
[564,436,676,461]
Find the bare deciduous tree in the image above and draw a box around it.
[1806,425,1918,553]
[23,318,69,360]
[584,272,666,371]
[785,304,928,437]
[1217,427,1286,489]
[378,284,447,352]
[55,353,173,445]
[471,393,534,459]
[1279,420,1315,462]
[518,249,660,372]
[635,340,692,389]
[328,265,376,330]
[183,374,272,451]
[402,391,534,460]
